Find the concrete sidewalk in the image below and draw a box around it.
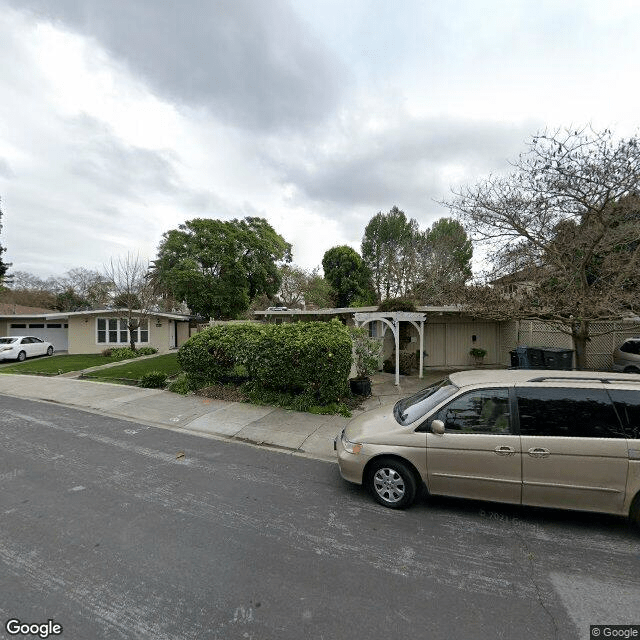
[0,372,442,462]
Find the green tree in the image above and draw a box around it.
[322,246,375,307]
[153,217,291,319]
[413,218,473,303]
[446,126,640,369]
[54,289,91,311]
[361,206,419,301]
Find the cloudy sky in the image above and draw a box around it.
[1,0,639,278]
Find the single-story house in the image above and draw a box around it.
[254,306,640,371]
[0,307,194,354]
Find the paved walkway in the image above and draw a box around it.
[0,368,446,462]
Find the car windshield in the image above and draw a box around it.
[0,337,17,344]
[393,378,459,426]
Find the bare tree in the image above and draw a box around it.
[446,126,640,369]
[104,253,156,351]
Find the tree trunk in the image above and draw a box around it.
[571,320,590,370]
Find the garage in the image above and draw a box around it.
[8,321,69,352]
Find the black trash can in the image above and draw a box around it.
[541,347,574,370]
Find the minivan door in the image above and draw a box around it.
[425,388,522,504]
[516,386,628,515]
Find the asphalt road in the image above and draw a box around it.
[0,395,639,640]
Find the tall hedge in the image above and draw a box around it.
[177,320,352,403]
[177,323,263,385]
[252,320,352,403]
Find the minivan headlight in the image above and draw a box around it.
[341,431,363,454]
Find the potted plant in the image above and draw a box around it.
[470,347,487,366]
[349,327,382,396]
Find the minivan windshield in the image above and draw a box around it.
[393,378,459,426]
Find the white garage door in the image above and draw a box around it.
[8,322,69,351]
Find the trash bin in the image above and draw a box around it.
[541,347,574,370]
[510,346,574,369]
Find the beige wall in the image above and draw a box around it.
[67,314,182,354]
[0,319,7,335]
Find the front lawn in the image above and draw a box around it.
[0,354,124,375]
[83,354,181,384]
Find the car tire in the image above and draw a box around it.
[47,346,54,356]
[367,458,417,509]
[17,351,26,362]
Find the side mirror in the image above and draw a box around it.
[431,419,445,435]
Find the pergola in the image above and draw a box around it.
[354,311,427,386]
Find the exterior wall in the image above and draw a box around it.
[0,319,7,335]
[67,315,175,354]
[499,319,640,370]
[380,317,502,368]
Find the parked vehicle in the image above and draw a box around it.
[613,337,640,373]
[0,336,54,361]
[335,369,640,527]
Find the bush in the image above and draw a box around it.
[138,371,168,388]
[109,347,137,360]
[251,320,352,404]
[177,320,352,405]
[177,323,265,386]
[101,348,113,357]
[167,373,191,395]
[136,347,158,356]
[349,326,381,379]
[376,297,417,312]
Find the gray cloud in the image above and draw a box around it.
[0,158,13,178]
[7,0,347,132]
[267,118,540,218]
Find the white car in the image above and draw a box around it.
[0,336,54,362]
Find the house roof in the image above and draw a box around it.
[253,305,463,316]
[0,308,192,321]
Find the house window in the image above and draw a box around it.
[96,318,149,344]
[29,323,45,328]
[368,322,378,338]
[10,324,26,328]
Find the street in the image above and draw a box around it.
[1,395,639,640]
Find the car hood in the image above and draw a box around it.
[345,403,400,442]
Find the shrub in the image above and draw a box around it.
[138,371,168,388]
[177,323,264,386]
[376,298,417,312]
[399,352,416,374]
[349,326,381,379]
[136,347,158,356]
[109,347,137,360]
[382,358,394,373]
[167,373,191,395]
[101,348,113,357]
[251,320,352,403]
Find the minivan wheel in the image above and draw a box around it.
[367,458,417,509]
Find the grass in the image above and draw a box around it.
[0,353,124,375]
[83,353,181,384]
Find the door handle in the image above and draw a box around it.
[494,445,516,456]
[528,447,550,458]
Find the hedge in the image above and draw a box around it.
[177,320,352,404]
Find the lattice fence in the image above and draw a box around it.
[499,320,640,370]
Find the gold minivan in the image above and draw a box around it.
[335,370,640,525]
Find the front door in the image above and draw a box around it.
[425,388,522,504]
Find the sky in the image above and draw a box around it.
[1,0,639,278]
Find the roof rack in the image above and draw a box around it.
[527,375,640,384]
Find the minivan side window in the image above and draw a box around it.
[620,341,640,355]
[516,387,625,438]
[607,389,640,439]
[432,388,511,434]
